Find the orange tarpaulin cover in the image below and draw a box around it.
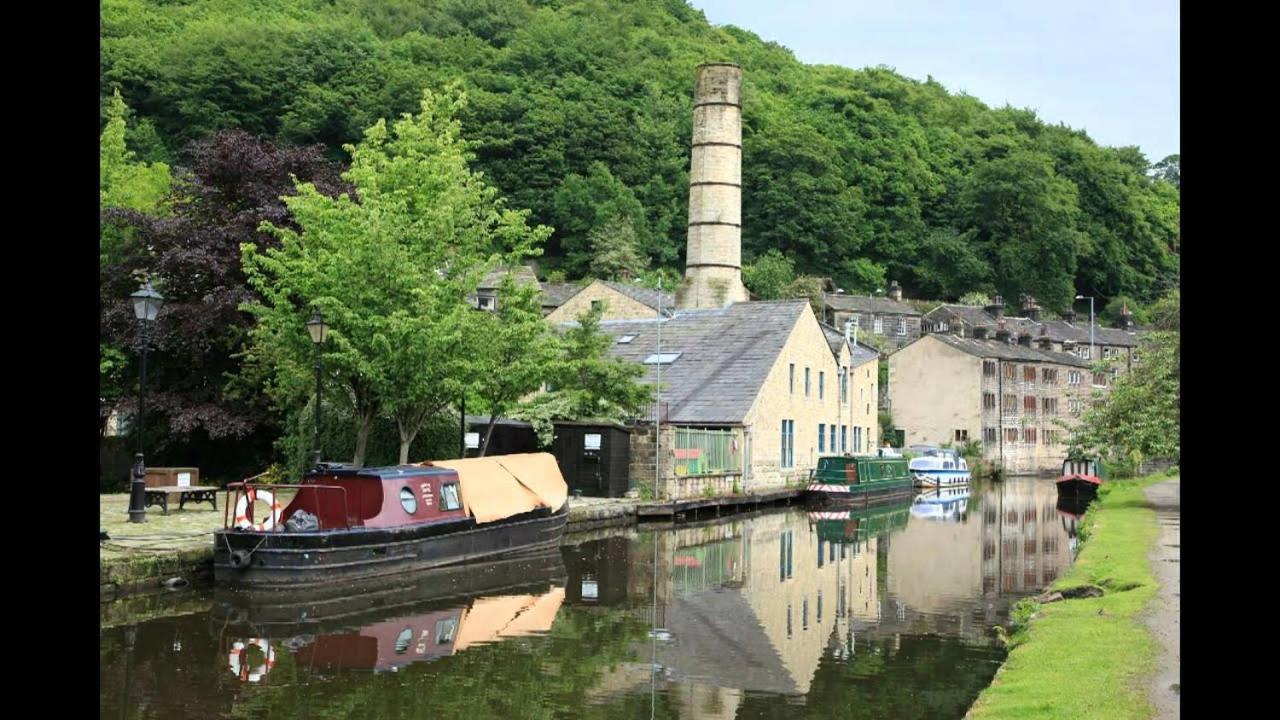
[420,452,568,524]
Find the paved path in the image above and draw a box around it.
[1143,478,1180,719]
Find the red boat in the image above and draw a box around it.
[213,453,569,589]
[1056,458,1103,499]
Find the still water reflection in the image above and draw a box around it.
[101,477,1076,719]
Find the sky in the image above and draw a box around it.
[690,0,1179,163]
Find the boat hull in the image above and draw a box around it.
[911,469,971,488]
[805,478,915,506]
[213,504,568,590]
[1056,475,1101,499]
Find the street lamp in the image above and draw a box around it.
[1074,295,1094,361]
[306,310,329,468]
[127,281,164,523]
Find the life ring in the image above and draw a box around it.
[234,488,283,531]
[228,638,275,683]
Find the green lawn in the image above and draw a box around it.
[966,474,1167,719]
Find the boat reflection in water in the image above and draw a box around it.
[1056,494,1093,553]
[909,486,971,522]
[214,549,567,682]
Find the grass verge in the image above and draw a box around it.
[966,473,1168,719]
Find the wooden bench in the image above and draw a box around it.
[144,486,219,515]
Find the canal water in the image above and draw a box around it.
[101,477,1083,719]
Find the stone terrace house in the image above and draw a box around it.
[544,279,675,324]
[922,295,1143,373]
[538,281,581,317]
[889,333,1105,475]
[585,299,880,500]
[470,265,541,312]
[823,281,922,351]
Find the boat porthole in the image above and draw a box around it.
[400,487,418,515]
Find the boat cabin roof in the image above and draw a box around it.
[307,464,456,481]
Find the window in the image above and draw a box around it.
[983,427,998,444]
[1024,366,1036,382]
[591,300,603,312]
[840,368,848,403]
[1070,398,1083,415]
[896,318,907,336]
[1024,396,1037,413]
[1004,364,1018,379]
[643,353,681,364]
[873,316,884,333]
[616,335,635,344]
[1102,347,1112,359]
[789,364,795,394]
[1132,350,1141,364]
[1042,398,1058,416]
[440,483,462,511]
[1004,428,1019,443]
[674,428,742,476]
[1023,428,1037,444]
[819,371,825,399]
[780,530,794,581]
[805,368,811,397]
[852,426,861,453]
[1045,429,1059,445]
[1003,394,1018,412]
[983,392,996,409]
[1042,368,1058,384]
[780,420,795,468]
[983,360,996,376]
[818,423,826,453]
[399,487,418,515]
[841,426,848,453]
[830,425,837,453]
[1068,370,1082,386]
[435,617,459,644]
[477,295,495,311]
[1092,372,1108,387]
[954,429,969,442]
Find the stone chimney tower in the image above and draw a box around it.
[675,63,750,310]
[886,280,903,302]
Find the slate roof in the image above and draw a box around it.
[921,333,1092,367]
[819,323,880,368]
[599,280,675,313]
[825,293,920,316]
[538,282,581,309]
[592,299,810,424]
[477,264,540,290]
[927,304,1141,347]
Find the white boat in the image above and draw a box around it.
[908,446,971,487]
[909,486,971,522]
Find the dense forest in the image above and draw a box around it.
[102,0,1179,313]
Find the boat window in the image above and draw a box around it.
[440,482,462,511]
[395,628,413,654]
[399,487,418,515]
[435,617,458,644]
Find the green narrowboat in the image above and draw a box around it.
[805,454,913,505]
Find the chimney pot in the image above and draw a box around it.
[985,295,1005,321]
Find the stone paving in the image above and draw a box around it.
[1143,478,1180,719]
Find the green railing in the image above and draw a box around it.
[673,427,742,477]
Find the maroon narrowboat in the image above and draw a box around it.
[213,453,569,589]
[1056,458,1103,499]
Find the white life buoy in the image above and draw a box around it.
[228,638,275,683]
[234,488,283,531]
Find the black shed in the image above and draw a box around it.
[463,416,538,457]
[550,420,632,498]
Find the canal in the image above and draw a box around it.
[100,477,1082,719]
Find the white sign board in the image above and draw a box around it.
[584,433,602,450]
[176,472,192,487]
[581,578,599,600]
[465,432,481,449]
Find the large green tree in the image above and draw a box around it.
[243,86,549,467]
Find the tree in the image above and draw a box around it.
[1150,154,1179,191]
[511,304,651,445]
[742,249,796,300]
[587,215,648,280]
[244,86,549,467]
[550,162,650,275]
[100,130,348,476]
[468,278,560,455]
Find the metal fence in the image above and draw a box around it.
[673,427,742,477]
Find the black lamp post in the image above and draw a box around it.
[127,281,163,523]
[306,310,329,468]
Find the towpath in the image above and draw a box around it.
[1143,478,1180,719]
